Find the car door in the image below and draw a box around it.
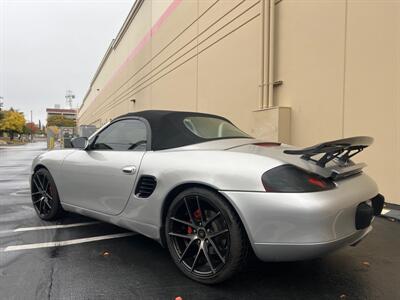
[58,118,148,215]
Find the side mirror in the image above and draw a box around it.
[71,137,88,149]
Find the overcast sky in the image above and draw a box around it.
[0,0,135,124]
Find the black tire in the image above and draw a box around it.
[31,168,64,220]
[165,187,249,284]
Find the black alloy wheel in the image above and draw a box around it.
[31,168,64,220]
[165,187,249,284]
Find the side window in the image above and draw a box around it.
[92,119,147,151]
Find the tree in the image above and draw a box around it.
[24,122,39,135]
[47,115,76,127]
[0,111,4,137]
[0,109,26,140]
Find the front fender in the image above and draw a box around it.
[31,149,77,189]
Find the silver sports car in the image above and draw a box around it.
[31,110,384,284]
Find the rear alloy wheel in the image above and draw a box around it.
[31,168,64,220]
[165,187,249,284]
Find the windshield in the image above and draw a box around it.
[183,116,251,140]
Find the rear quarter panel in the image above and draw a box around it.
[121,149,283,236]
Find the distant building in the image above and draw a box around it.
[46,107,77,120]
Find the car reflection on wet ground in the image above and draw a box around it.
[0,142,399,299]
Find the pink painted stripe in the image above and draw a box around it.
[96,0,182,102]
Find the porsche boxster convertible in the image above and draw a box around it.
[31,110,384,284]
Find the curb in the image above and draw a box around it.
[381,207,400,222]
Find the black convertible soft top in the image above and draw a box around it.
[115,110,244,150]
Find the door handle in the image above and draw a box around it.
[122,166,136,174]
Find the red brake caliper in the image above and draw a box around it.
[193,209,202,221]
[187,209,202,234]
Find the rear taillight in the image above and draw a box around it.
[262,165,336,193]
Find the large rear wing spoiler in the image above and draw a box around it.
[284,136,373,179]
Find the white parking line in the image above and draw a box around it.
[0,232,136,252]
[0,221,100,235]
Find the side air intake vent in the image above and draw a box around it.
[135,176,157,198]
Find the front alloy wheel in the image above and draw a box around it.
[165,187,249,284]
[31,168,64,220]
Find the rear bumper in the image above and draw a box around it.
[252,226,372,261]
[221,173,381,261]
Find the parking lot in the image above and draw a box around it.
[0,142,399,300]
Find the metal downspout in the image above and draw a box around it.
[267,0,276,108]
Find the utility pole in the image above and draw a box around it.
[30,110,33,143]
[0,96,3,111]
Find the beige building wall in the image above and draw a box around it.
[79,0,263,132]
[78,0,400,204]
[274,0,400,204]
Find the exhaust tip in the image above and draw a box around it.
[371,194,385,216]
